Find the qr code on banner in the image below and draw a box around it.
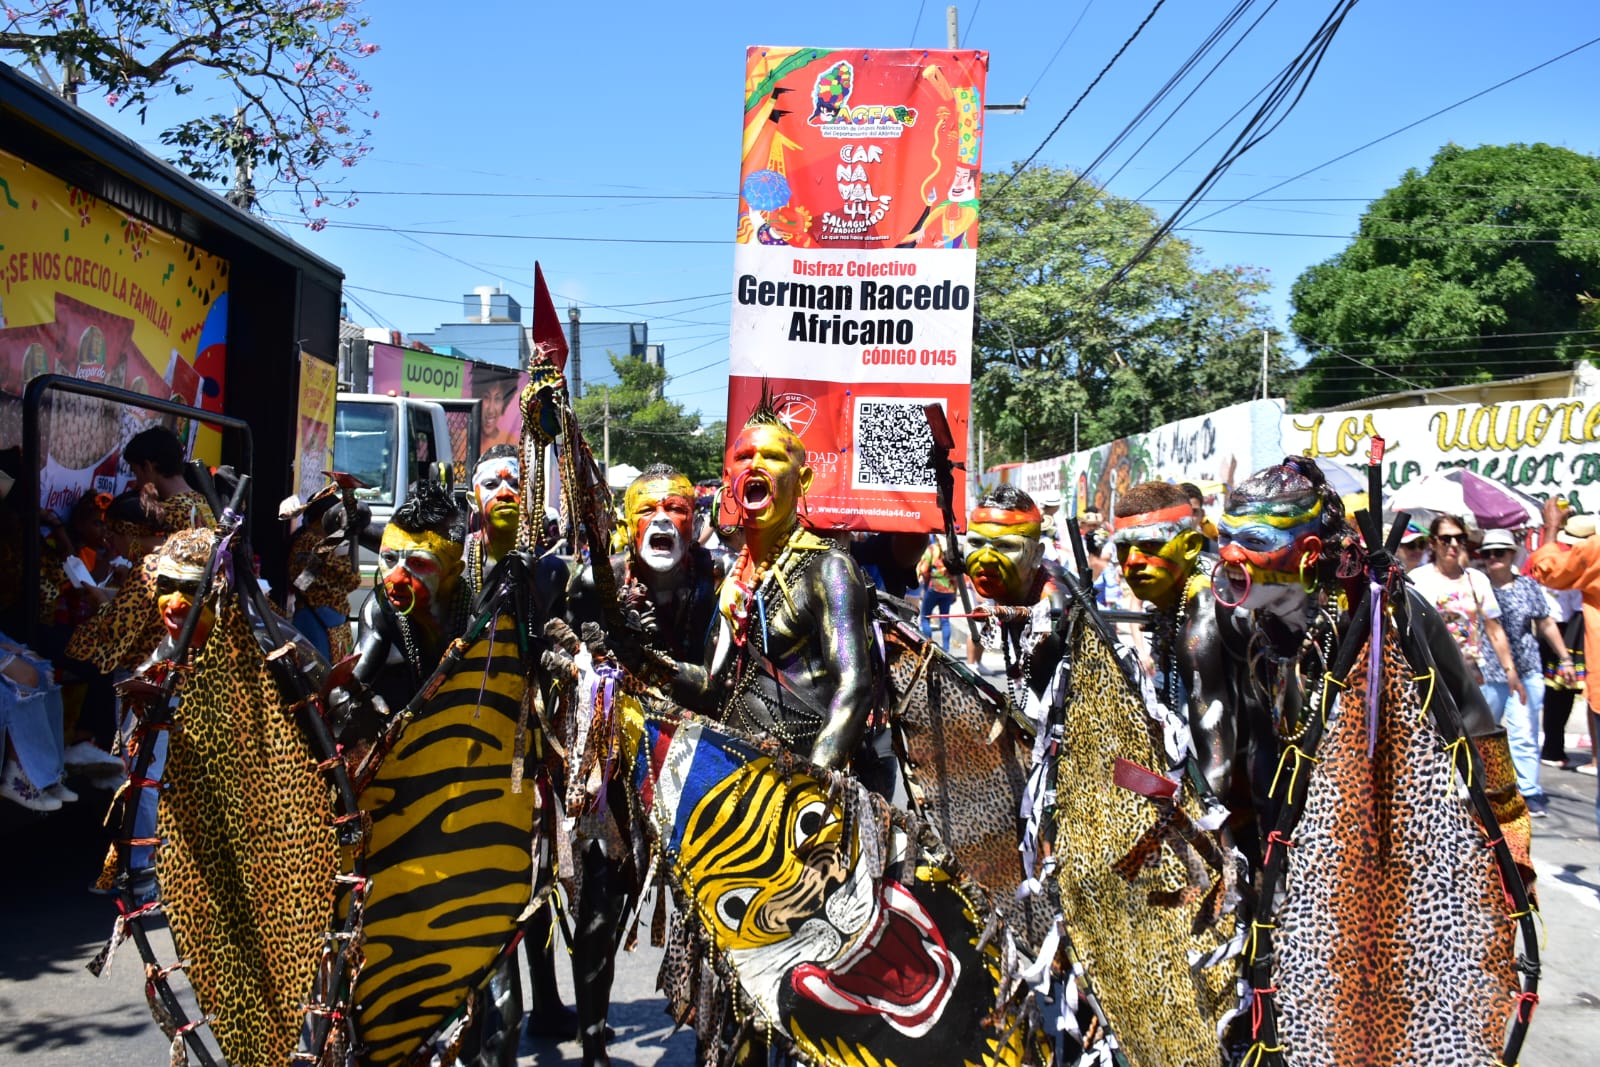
[853,398,938,491]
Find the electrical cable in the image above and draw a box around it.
[1092,2,1364,298]
[1024,1,1098,101]
[1181,31,1600,230]
[1125,3,1288,198]
[987,0,1172,203]
[1074,0,1267,200]
[909,0,927,45]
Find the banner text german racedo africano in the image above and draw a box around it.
[735,272,971,366]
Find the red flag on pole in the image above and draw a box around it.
[531,262,568,372]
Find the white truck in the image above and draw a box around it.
[332,392,454,597]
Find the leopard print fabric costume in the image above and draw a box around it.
[66,554,168,672]
[1052,606,1235,1067]
[286,523,358,662]
[156,600,338,1066]
[158,490,216,533]
[884,619,1051,948]
[1270,626,1519,1066]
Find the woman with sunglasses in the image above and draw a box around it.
[1407,515,1523,710]
[1477,528,1574,817]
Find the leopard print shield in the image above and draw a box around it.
[157,601,339,1066]
[1052,605,1236,1067]
[883,618,1052,948]
[1268,626,1520,1066]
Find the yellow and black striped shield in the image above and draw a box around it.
[352,604,537,1066]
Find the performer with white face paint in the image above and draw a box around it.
[570,464,718,664]
[463,444,522,603]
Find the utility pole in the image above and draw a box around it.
[603,386,611,472]
[568,305,583,398]
[225,108,257,212]
[1260,329,1271,399]
[947,6,959,48]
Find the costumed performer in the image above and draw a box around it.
[351,479,468,715]
[1214,457,1529,873]
[282,478,364,663]
[1111,480,1234,797]
[1526,495,1600,836]
[641,396,877,775]
[558,463,720,1065]
[963,484,1066,716]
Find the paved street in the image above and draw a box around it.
[3,741,1597,1065]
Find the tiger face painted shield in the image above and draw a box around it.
[634,716,1026,1060]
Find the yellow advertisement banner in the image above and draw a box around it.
[295,352,338,503]
[0,147,230,516]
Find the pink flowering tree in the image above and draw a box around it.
[1,1,377,216]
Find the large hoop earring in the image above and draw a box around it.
[1299,552,1320,595]
[390,581,417,617]
[1213,566,1251,609]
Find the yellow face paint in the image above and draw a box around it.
[965,519,1043,603]
[378,526,463,618]
[726,423,812,531]
[1116,529,1203,608]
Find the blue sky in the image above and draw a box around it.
[78,1,1600,427]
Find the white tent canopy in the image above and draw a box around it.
[605,463,642,491]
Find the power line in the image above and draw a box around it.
[1095,1,1362,297]
[1181,225,1600,245]
[1298,347,1518,404]
[257,180,1600,205]
[964,0,984,42]
[1082,0,1274,199]
[909,0,927,45]
[268,213,725,244]
[1129,4,1288,200]
[1301,327,1600,351]
[1024,1,1099,100]
[279,189,733,200]
[987,0,1172,203]
[1182,32,1600,230]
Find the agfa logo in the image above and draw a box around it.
[807,62,917,138]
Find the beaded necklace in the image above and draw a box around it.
[1248,605,1339,742]
[1149,573,1201,715]
[720,522,829,739]
[725,521,814,651]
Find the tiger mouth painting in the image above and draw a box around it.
[790,879,959,1037]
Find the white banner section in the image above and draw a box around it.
[730,245,976,384]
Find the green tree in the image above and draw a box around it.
[1,1,377,215]
[975,165,1287,464]
[573,353,725,484]
[1290,143,1600,409]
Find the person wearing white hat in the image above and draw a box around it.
[1477,527,1573,816]
[1036,489,1064,562]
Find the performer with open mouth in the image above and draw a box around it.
[560,463,722,1064]
[622,393,877,775]
[1215,457,1518,865]
[351,479,467,715]
[575,463,718,666]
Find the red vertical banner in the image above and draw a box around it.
[728,47,987,533]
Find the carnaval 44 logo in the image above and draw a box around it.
[808,62,918,138]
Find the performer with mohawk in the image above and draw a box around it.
[632,392,877,776]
